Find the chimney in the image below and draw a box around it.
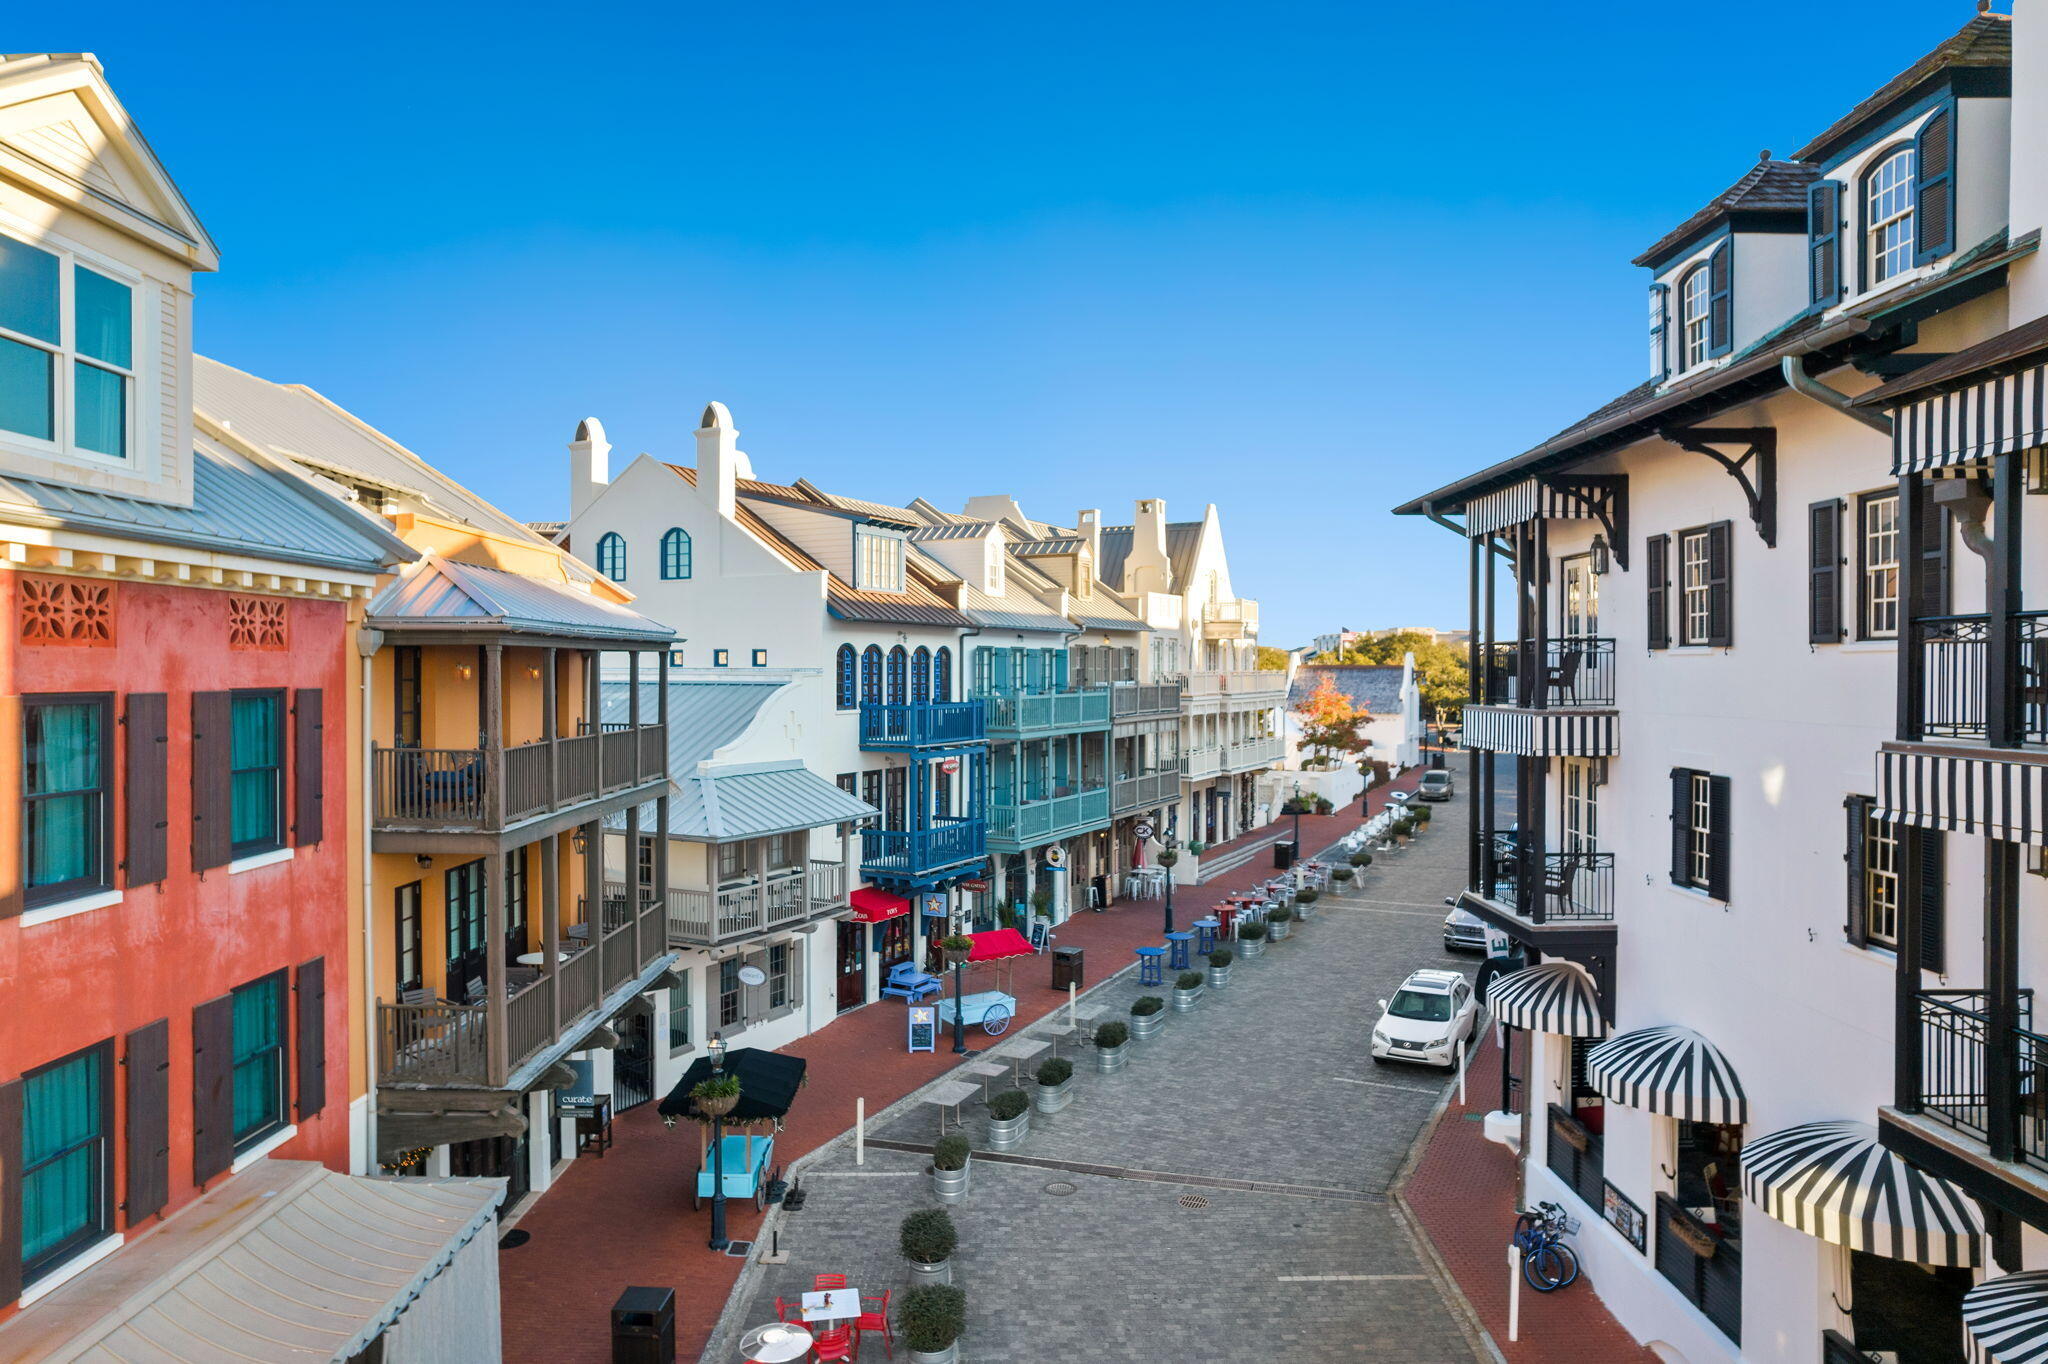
[568,417,610,518]
[696,401,739,519]
[1076,509,1101,565]
[1126,497,1172,595]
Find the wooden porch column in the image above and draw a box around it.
[1531,517,1551,710]
[1988,452,2024,748]
[543,647,559,810]
[1467,533,1482,892]
[1893,825,1923,1112]
[483,852,508,1084]
[629,649,642,728]
[484,643,505,829]
[1987,837,2022,1161]
[1896,473,1924,742]
[626,798,644,966]
[583,817,603,994]
[542,834,562,1035]
[654,795,671,949]
[587,649,603,788]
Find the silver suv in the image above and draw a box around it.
[1418,770,1455,801]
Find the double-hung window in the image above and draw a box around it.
[1862,807,1901,947]
[1858,491,1901,639]
[21,1042,112,1284]
[0,233,135,462]
[1847,794,1942,964]
[23,695,112,905]
[394,882,424,993]
[1676,524,1732,647]
[718,958,742,1028]
[1670,768,1731,900]
[717,840,747,884]
[229,691,285,855]
[230,973,288,1152]
[1864,147,1916,287]
[768,942,790,1012]
[1679,264,1711,370]
[666,977,691,1053]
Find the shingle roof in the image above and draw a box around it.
[1633,159,1818,268]
[1793,13,2013,164]
[368,553,675,642]
[1289,664,1405,716]
[1853,310,2048,408]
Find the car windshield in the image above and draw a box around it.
[1388,989,1453,1022]
[1424,774,1450,787]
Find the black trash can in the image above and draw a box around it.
[612,1286,676,1364]
[1052,945,1084,990]
[1273,840,1297,871]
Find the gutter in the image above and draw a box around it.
[1781,355,1894,436]
[355,624,385,1173]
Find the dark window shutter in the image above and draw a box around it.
[191,692,233,873]
[1650,283,1670,381]
[1844,796,1870,948]
[1808,501,1844,645]
[1647,535,1671,650]
[192,993,234,1184]
[0,695,20,920]
[0,1076,21,1303]
[1670,768,1692,886]
[1707,240,1733,357]
[1914,481,1950,616]
[1918,828,1946,974]
[1809,179,1843,307]
[1914,105,1956,265]
[124,1018,170,1225]
[125,693,169,887]
[1705,522,1733,647]
[292,688,324,847]
[1707,775,1733,902]
[296,957,326,1120]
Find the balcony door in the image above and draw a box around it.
[444,859,488,1003]
[1561,760,1598,854]
[1560,556,1599,639]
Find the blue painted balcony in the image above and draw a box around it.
[859,699,987,752]
[980,688,1112,740]
[860,817,988,887]
[987,786,1111,853]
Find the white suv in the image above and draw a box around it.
[1371,969,1477,1069]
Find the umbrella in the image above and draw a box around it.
[658,1047,807,1126]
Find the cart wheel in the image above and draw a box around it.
[756,1183,767,1211]
[982,1003,1012,1036]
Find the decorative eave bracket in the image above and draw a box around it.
[1660,427,1777,547]
[1540,474,1631,571]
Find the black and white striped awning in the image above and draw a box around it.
[1586,1024,1747,1124]
[1892,361,2048,474]
[1741,1120,1982,1267]
[1465,477,1623,537]
[1965,1272,2048,1364]
[1485,961,1604,1037]
[1878,747,2048,847]
[1461,705,1618,757]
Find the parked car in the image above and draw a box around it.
[1442,904,1488,953]
[1371,969,1478,1069]
[1418,770,1455,801]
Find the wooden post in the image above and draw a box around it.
[484,852,508,1084]
[655,794,671,949]
[1988,837,2021,1161]
[583,818,603,1005]
[542,834,562,1037]
[484,643,505,829]
[856,1097,865,1166]
[1896,474,1923,742]
[627,798,644,967]
[1989,451,2023,748]
[1894,826,1923,1112]
[587,649,603,789]
[543,647,559,810]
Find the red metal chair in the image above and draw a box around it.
[855,1288,894,1359]
[813,1273,849,1291]
[775,1297,804,1323]
[810,1325,855,1362]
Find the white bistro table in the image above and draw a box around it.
[924,1079,980,1137]
[800,1288,862,1324]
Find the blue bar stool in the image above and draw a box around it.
[1165,932,1193,971]
[1135,946,1166,987]
[1192,918,1220,956]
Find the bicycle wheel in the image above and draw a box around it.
[1523,1244,1572,1292]
[1549,1241,1581,1288]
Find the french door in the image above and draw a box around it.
[444,859,487,1002]
[836,922,867,1012]
[1560,556,1600,638]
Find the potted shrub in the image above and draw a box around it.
[1413,803,1434,828]
[1331,865,1354,885]
[1269,904,1295,940]
[901,1282,966,1364]
[1206,946,1233,988]
[940,934,974,966]
[1392,816,1415,845]
[931,1132,972,1203]
[1349,849,1373,871]
[1129,994,1167,1042]
[1032,1056,1076,1114]
[1315,795,1334,815]
[1094,1019,1130,1073]
[1173,969,1204,1012]
[1292,888,1318,922]
[691,1074,740,1118]
[1030,884,1056,925]
[900,1208,957,1286]
[1238,919,1268,958]
[986,1089,1030,1151]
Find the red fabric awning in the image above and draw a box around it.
[848,888,910,924]
[968,928,1035,962]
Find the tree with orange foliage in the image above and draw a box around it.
[1292,674,1367,768]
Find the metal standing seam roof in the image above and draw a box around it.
[958,582,1074,634]
[621,761,878,841]
[602,676,788,772]
[1094,521,1205,593]
[369,553,675,642]
[0,434,399,574]
[0,1160,503,1364]
[908,521,998,542]
[1067,591,1146,633]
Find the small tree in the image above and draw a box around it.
[1293,675,1367,768]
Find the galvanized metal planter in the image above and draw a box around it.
[908,1256,952,1287]
[1033,1076,1075,1114]
[1207,964,1232,989]
[1270,920,1291,941]
[1095,1041,1129,1074]
[1129,1010,1166,1042]
[986,1107,1030,1151]
[1172,985,1202,1012]
[932,1153,971,1204]
[908,1344,959,1364]
[1240,938,1267,959]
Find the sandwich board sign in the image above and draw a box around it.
[907,1005,937,1054]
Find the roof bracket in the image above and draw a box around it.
[1661,426,1777,547]
[1540,475,1631,571]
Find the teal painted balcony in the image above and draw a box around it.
[860,817,988,888]
[859,699,987,752]
[988,786,1111,852]
[981,688,1111,740]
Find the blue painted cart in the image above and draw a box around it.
[693,1132,774,1211]
[936,990,1014,1036]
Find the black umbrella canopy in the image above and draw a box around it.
[658,1047,807,1124]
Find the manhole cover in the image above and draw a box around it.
[497,1229,531,1249]
[1043,1181,1078,1196]
[723,1240,755,1257]
[1178,1194,1210,1210]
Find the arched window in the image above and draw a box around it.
[595,532,626,582]
[1863,144,1916,286]
[835,644,857,710]
[887,646,908,706]
[934,647,953,702]
[911,647,931,703]
[1677,263,1711,370]
[860,645,883,706]
[660,527,692,579]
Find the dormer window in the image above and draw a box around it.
[1679,264,1711,369]
[0,233,136,463]
[854,526,905,593]
[1863,146,1915,286]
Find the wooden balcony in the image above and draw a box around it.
[1110,681,1183,721]
[989,786,1111,852]
[1200,598,1258,638]
[1183,735,1283,779]
[981,688,1111,738]
[860,818,987,886]
[651,861,849,947]
[1111,768,1179,816]
[858,699,986,751]
[372,722,667,839]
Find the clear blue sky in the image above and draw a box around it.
[80,0,1978,644]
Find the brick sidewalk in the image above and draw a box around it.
[499,771,1424,1363]
[1401,1029,1656,1364]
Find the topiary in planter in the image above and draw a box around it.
[1094,1020,1129,1049]
[1267,905,1294,923]
[1208,947,1234,967]
[1130,996,1165,1017]
[1036,1056,1073,1087]
[1296,888,1320,905]
[1350,850,1374,869]
[1176,970,1206,990]
[988,1090,1029,1120]
[900,1207,958,1265]
[933,1134,971,1171]
[1238,921,1268,941]
[900,1283,966,1354]
[1332,866,1354,882]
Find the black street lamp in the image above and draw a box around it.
[1161,833,1178,936]
[1289,782,1305,854]
[951,953,970,1055]
[707,1031,729,1251]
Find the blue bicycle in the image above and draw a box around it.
[1511,1201,1581,1291]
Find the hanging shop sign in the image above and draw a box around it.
[1045,846,1067,869]
[1133,821,1155,842]
[939,757,961,775]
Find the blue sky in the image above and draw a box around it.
[79,0,1980,644]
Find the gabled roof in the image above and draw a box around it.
[1633,158,1818,268]
[1097,520,1205,591]
[817,489,923,528]
[959,582,1074,634]
[604,676,785,771]
[368,552,674,642]
[909,521,998,542]
[1793,13,2012,164]
[1067,591,1145,633]
[1289,664,1405,716]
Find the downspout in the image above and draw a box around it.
[356,623,385,1172]
[1781,355,1894,436]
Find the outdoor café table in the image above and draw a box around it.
[995,1036,1049,1083]
[1135,945,1166,986]
[740,1322,812,1363]
[801,1289,862,1324]
[965,1061,1008,1101]
[1165,931,1193,971]
[1193,918,1220,955]
[924,1079,979,1137]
